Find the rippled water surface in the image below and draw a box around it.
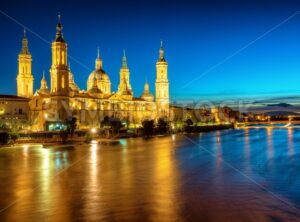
[1,128,300,221]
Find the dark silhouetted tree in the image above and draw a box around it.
[157,118,169,134]
[142,119,154,136]
[184,119,194,133]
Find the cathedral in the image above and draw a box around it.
[16,15,170,131]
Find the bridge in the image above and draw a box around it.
[236,121,300,128]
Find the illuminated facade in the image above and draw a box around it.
[155,41,169,117]
[22,15,169,131]
[16,30,34,98]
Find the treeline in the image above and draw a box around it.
[141,118,233,136]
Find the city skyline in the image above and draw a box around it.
[2,0,300,103]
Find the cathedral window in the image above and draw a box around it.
[62,75,65,89]
[62,51,65,65]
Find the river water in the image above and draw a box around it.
[0,128,300,221]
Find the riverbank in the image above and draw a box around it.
[0,123,233,147]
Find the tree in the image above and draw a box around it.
[184,118,194,133]
[59,129,69,143]
[142,119,154,136]
[101,116,110,128]
[67,117,77,137]
[9,132,20,143]
[157,118,169,135]
[110,118,122,135]
[0,132,10,145]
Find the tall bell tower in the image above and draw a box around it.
[50,14,69,95]
[117,50,133,97]
[49,14,70,121]
[16,29,34,98]
[155,41,169,118]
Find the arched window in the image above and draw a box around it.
[62,51,65,65]
[61,75,65,89]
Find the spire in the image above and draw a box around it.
[40,71,48,91]
[95,48,102,70]
[141,77,154,100]
[122,49,128,68]
[159,39,165,61]
[144,81,149,92]
[88,71,102,94]
[20,28,30,54]
[55,13,65,42]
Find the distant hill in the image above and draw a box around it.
[264,111,298,116]
[267,103,293,107]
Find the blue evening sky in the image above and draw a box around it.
[1,0,300,103]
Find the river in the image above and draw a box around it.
[0,128,300,221]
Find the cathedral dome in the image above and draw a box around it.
[88,85,102,94]
[88,69,110,82]
[141,81,154,102]
[87,49,111,95]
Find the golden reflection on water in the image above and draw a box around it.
[82,142,101,220]
[151,138,182,221]
[3,132,300,221]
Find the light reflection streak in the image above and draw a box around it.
[287,128,294,158]
[215,131,222,168]
[244,128,250,162]
[266,127,273,160]
[22,144,29,165]
[151,139,182,221]
[39,148,51,213]
[82,142,101,219]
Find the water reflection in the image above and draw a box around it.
[1,129,300,221]
[151,138,182,221]
[266,127,273,160]
[287,128,294,158]
[215,130,222,169]
[243,128,250,162]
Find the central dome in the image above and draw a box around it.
[88,69,109,82]
[87,51,111,95]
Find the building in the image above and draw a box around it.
[16,15,170,131]
[0,95,30,130]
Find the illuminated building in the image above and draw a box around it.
[18,15,170,131]
[16,29,34,98]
